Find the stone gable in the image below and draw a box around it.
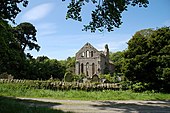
[75,42,114,78]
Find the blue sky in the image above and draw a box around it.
[15,0,170,60]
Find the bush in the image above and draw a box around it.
[120,81,132,90]
[131,82,149,92]
[64,72,73,82]
[0,72,14,79]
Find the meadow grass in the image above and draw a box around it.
[0,83,170,101]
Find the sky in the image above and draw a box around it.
[15,0,170,60]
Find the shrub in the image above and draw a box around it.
[120,81,131,90]
[0,72,14,79]
[131,82,149,92]
[64,72,73,82]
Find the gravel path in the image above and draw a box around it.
[18,97,170,113]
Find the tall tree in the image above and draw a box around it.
[63,0,149,32]
[26,58,66,80]
[124,27,170,92]
[65,57,76,73]
[0,20,25,77]
[14,22,40,56]
[110,51,124,74]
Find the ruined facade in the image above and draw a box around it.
[75,43,114,78]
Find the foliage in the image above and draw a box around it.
[124,27,170,92]
[0,20,26,77]
[1,82,170,100]
[110,51,125,74]
[0,1,65,81]
[65,57,76,73]
[100,73,124,83]
[0,21,42,79]
[0,72,13,79]
[64,72,74,82]
[0,1,41,79]
[25,58,66,80]
[72,74,85,82]
[0,79,120,91]
[63,0,149,32]
[131,82,149,92]
[14,22,40,54]
[0,0,28,23]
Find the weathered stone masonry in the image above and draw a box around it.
[75,43,114,78]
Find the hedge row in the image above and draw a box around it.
[0,79,121,91]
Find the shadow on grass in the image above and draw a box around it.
[92,101,170,113]
[0,96,73,113]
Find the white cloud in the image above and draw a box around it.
[36,23,58,37]
[21,3,54,21]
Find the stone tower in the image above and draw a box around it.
[104,44,109,64]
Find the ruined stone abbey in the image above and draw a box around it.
[75,43,114,78]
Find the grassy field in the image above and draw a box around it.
[1,82,170,113]
[0,83,170,101]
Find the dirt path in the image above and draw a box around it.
[18,97,170,113]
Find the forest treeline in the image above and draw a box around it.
[0,0,169,92]
[110,28,170,92]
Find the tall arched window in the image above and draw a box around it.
[91,51,93,57]
[81,52,85,57]
[92,63,95,75]
[86,62,89,69]
[86,62,89,76]
[81,63,84,74]
[86,50,90,58]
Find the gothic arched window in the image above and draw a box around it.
[81,63,84,74]
[91,51,93,57]
[86,62,89,76]
[86,50,90,58]
[92,63,95,75]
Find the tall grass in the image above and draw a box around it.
[0,83,170,100]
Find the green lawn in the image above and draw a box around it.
[0,83,170,101]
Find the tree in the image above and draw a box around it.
[0,21,41,79]
[25,58,66,80]
[14,22,40,56]
[0,20,25,77]
[110,51,125,74]
[65,57,76,73]
[63,0,149,32]
[0,0,28,23]
[124,27,170,92]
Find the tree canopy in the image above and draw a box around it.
[14,22,40,57]
[63,0,149,32]
[110,51,124,74]
[124,27,170,92]
[0,0,28,23]
[1,0,149,32]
